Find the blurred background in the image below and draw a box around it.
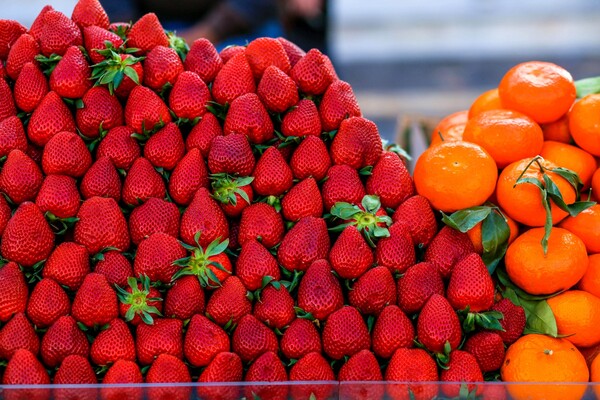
[3,0,600,151]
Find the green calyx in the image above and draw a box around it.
[115,275,162,325]
[210,174,254,206]
[90,42,144,95]
[172,232,230,288]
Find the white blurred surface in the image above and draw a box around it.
[0,0,77,27]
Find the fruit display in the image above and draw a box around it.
[1,0,600,399]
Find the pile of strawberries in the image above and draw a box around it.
[0,0,527,398]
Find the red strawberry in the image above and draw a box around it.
[1,202,54,267]
[447,253,495,312]
[385,348,439,400]
[71,0,109,29]
[376,222,416,274]
[186,112,223,156]
[280,318,321,360]
[53,355,97,393]
[42,131,92,177]
[128,197,179,245]
[281,98,322,138]
[164,276,205,320]
[290,351,335,400]
[392,195,437,247]
[26,278,70,328]
[90,318,136,366]
[35,175,81,219]
[80,156,122,201]
[349,266,396,315]
[40,315,89,367]
[322,306,370,359]
[0,262,28,322]
[397,261,445,315]
[101,360,143,400]
[245,37,291,79]
[281,177,323,221]
[297,259,343,321]
[125,85,172,133]
[117,275,163,325]
[38,10,82,56]
[29,5,54,39]
[490,298,526,345]
[291,48,336,95]
[76,86,124,138]
[252,146,293,196]
[205,276,252,326]
[424,226,476,279]
[257,65,299,113]
[464,331,505,373]
[219,44,245,63]
[253,284,295,329]
[0,83,15,134]
[168,150,209,207]
[329,225,374,279]
[96,125,141,170]
[2,349,50,386]
[72,273,118,328]
[143,45,183,91]
[290,135,331,181]
[224,93,274,144]
[0,117,27,159]
[146,354,192,400]
[83,25,123,64]
[207,133,255,176]
[184,38,223,83]
[184,314,229,367]
[238,203,284,248]
[0,313,40,360]
[169,71,211,121]
[319,80,361,132]
[0,196,9,236]
[330,116,383,169]
[211,174,254,217]
[197,352,243,400]
[94,251,132,287]
[0,149,43,204]
[338,350,384,400]
[13,63,48,113]
[277,37,305,66]
[244,351,288,400]
[43,242,90,290]
[440,350,484,398]
[371,305,414,360]
[321,165,366,211]
[417,293,462,353]
[0,19,26,60]
[126,13,169,55]
[92,52,144,99]
[27,91,76,147]
[232,314,278,363]
[236,239,280,290]
[134,232,185,283]
[50,46,92,99]
[278,216,330,272]
[367,151,414,209]
[6,33,39,81]
[144,122,185,170]
[136,318,183,365]
[121,157,166,206]
[180,187,229,247]
[212,52,255,105]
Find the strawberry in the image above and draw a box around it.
[184,38,223,83]
[101,360,143,400]
[144,122,185,170]
[184,314,230,367]
[290,351,335,400]
[0,196,9,236]
[2,349,50,386]
[440,350,484,398]
[128,197,179,245]
[331,116,383,169]
[0,262,28,322]
[349,266,396,315]
[26,278,70,328]
[281,177,323,221]
[92,52,144,99]
[76,86,124,138]
[297,259,343,321]
[38,10,82,57]
[82,25,123,65]
[424,226,476,279]
[280,318,321,360]
[277,37,305,66]
[211,174,254,217]
[490,298,526,345]
[219,44,245,63]
[5,33,39,81]
[367,151,414,209]
[245,37,291,79]
[125,85,172,133]
[0,313,40,360]
[205,276,252,326]
[252,146,293,196]
[385,348,439,400]
[321,165,366,211]
[197,352,243,400]
[322,306,370,359]
[319,80,362,132]
[42,131,92,178]
[370,305,413,360]
[168,148,209,206]
[29,5,54,40]
[291,48,336,95]
[212,52,255,105]
[35,175,81,219]
[464,331,505,373]
[90,318,136,366]
[447,253,495,312]
[223,93,274,144]
[207,133,255,176]
[253,284,295,329]
[278,216,330,272]
[136,318,183,365]
[174,236,232,289]
[13,63,48,113]
[180,187,229,247]
[185,112,223,156]
[329,225,374,279]
[397,261,445,315]
[233,314,278,363]
[238,203,284,248]
[72,273,118,328]
[1,202,54,268]
[43,242,90,290]
[290,135,331,181]
[80,156,122,201]
[392,195,437,247]
[96,125,141,170]
[257,65,299,113]
[94,251,132,287]
[164,275,205,320]
[244,351,288,400]
[121,157,166,206]
[49,46,92,99]
[417,293,462,353]
[146,354,192,400]
[0,19,26,60]
[27,91,76,147]
[71,0,109,29]
[281,99,322,138]
[338,350,384,400]
[376,222,416,274]
[236,239,280,291]
[116,275,163,325]
[143,45,183,91]
[40,315,89,367]
[169,71,211,121]
[126,13,169,55]
[133,232,185,284]
[53,355,97,400]
[0,117,27,159]
[0,149,43,204]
